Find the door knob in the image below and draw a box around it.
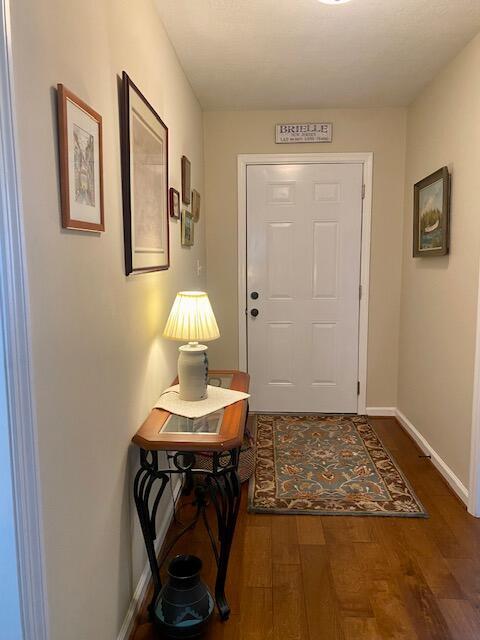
[250,291,259,300]
[250,308,259,317]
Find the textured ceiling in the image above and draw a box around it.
[155,0,480,110]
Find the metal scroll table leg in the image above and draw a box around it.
[133,448,243,622]
[133,450,169,616]
[206,450,242,621]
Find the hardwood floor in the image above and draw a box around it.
[131,417,480,640]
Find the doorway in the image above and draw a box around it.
[237,153,373,414]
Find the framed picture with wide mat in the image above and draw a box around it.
[57,84,104,232]
[120,71,169,275]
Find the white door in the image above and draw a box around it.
[246,163,364,413]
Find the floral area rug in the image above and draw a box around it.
[248,414,427,517]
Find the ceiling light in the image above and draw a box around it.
[318,0,352,4]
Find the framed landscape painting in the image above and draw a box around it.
[121,71,169,274]
[413,167,450,257]
[57,84,104,232]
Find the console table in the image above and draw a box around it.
[132,370,249,622]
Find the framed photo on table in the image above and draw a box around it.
[57,84,104,232]
[120,71,169,274]
[413,167,450,257]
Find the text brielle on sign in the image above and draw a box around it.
[275,122,333,144]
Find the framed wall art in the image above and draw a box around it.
[57,84,104,232]
[120,71,169,274]
[169,187,180,219]
[413,167,450,257]
[181,209,194,247]
[191,189,200,222]
[181,155,191,205]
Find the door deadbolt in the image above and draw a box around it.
[250,291,259,300]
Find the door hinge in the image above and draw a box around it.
[362,184,366,199]
[357,381,360,395]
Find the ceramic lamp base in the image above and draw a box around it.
[178,342,208,401]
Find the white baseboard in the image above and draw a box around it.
[395,409,469,504]
[117,478,182,640]
[366,407,397,417]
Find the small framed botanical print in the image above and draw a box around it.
[191,189,200,222]
[181,155,191,205]
[120,72,169,274]
[57,84,104,232]
[169,187,180,219]
[181,209,194,246]
[413,167,450,257]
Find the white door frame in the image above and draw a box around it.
[237,152,373,415]
[0,0,49,636]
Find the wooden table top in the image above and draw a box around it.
[132,370,250,452]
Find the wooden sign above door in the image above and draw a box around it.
[275,122,333,144]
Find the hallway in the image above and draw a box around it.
[5,1,480,638]
[132,418,480,640]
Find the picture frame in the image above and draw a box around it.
[181,155,191,205]
[169,187,180,219]
[413,167,450,257]
[57,84,104,232]
[181,209,194,247]
[120,71,169,275]
[191,189,201,222]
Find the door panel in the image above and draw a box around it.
[246,163,363,413]
[266,322,294,384]
[311,322,337,385]
[312,221,338,298]
[266,222,294,299]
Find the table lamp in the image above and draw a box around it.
[163,291,220,401]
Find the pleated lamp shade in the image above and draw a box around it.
[163,291,220,342]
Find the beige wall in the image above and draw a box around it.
[398,33,480,487]
[11,0,205,638]
[204,108,407,407]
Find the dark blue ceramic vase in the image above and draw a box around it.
[154,555,214,638]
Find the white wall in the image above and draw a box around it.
[204,108,407,408]
[398,32,480,488]
[10,0,205,637]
